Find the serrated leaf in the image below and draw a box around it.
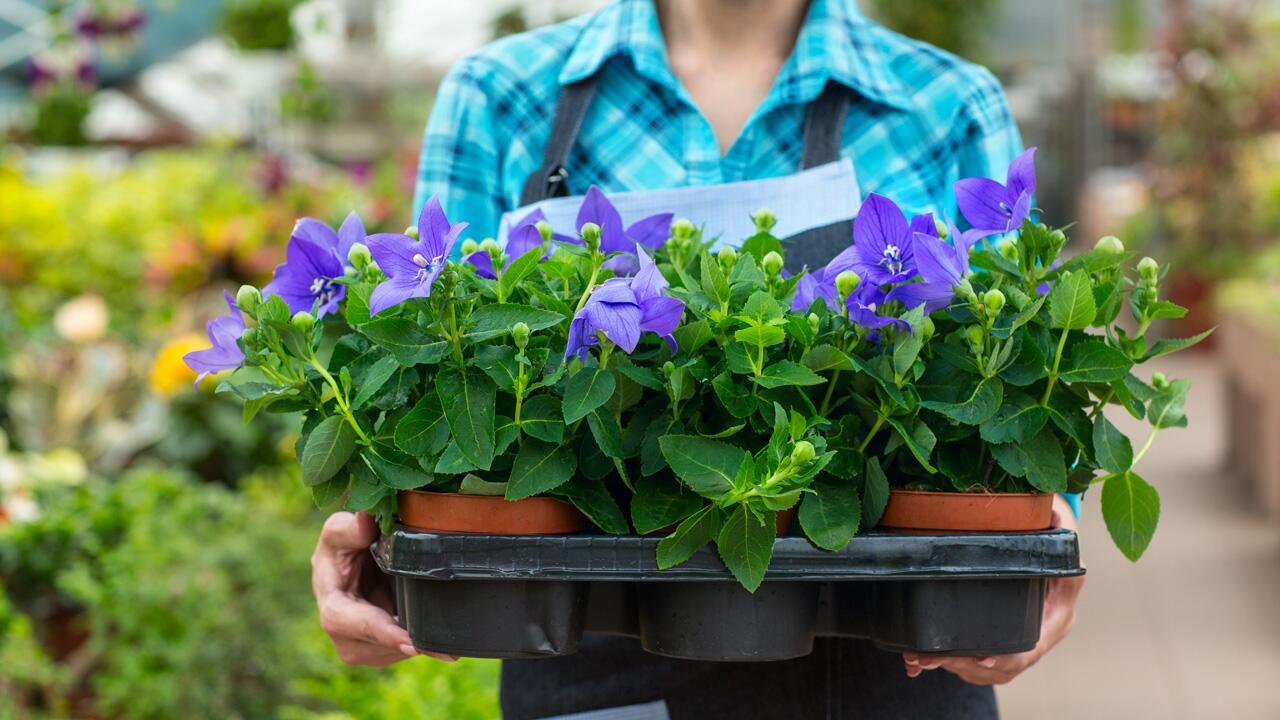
[862,457,890,528]
[672,320,714,356]
[587,407,624,459]
[362,444,433,490]
[350,352,400,410]
[1048,271,1096,330]
[465,303,566,341]
[519,394,564,443]
[920,377,1003,425]
[1101,471,1160,561]
[345,283,374,326]
[436,368,497,470]
[754,360,825,388]
[505,440,577,500]
[631,474,704,535]
[555,474,629,534]
[803,344,854,372]
[979,392,1048,443]
[474,345,520,393]
[884,417,936,473]
[799,476,860,550]
[359,318,447,365]
[394,393,450,456]
[656,505,720,569]
[498,246,543,299]
[459,474,507,496]
[1147,378,1191,429]
[1059,340,1132,383]
[990,427,1067,493]
[1141,328,1213,362]
[659,435,747,498]
[301,416,356,487]
[717,505,776,592]
[1092,414,1133,473]
[562,366,616,424]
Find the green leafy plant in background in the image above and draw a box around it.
[867,0,1000,62]
[220,0,304,51]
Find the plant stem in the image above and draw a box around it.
[1040,324,1071,406]
[858,412,887,453]
[447,301,465,368]
[573,255,603,314]
[306,358,369,445]
[819,369,841,416]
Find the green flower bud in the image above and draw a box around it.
[717,245,738,270]
[291,311,315,333]
[671,218,696,240]
[348,242,372,270]
[957,277,978,303]
[235,284,261,313]
[1152,371,1169,390]
[751,208,777,233]
[935,218,949,240]
[997,237,1018,261]
[791,440,816,465]
[241,326,259,347]
[580,222,602,252]
[762,251,784,277]
[920,316,935,343]
[1051,229,1067,245]
[404,225,419,241]
[661,361,676,378]
[983,288,1006,314]
[1138,256,1159,283]
[965,325,985,351]
[511,321,530,348]
[835,270,862,300]
[1095,235,1125,255]
[459,238,479,256]
[807,312,820,334]
[535,220,553,243]
[480,237,502,260]
[343,266,359,280]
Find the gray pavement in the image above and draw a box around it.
[997,354,1280,719]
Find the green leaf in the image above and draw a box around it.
[499,246,543,299]
[344,283,374,326]
[350,353,400,410]
[641,416,683,476]
[754,360,825,388]
[1047,271,1096,330]
[803,344,854,372]
[587,408,624,459]
[1147,378,1191,429]
[892,306,927,376]
[311,474,347,510]
[616,364,664,391]
[991,294,1046,339]
[733,325,786,349]
[861,457,890,528]
[799,476,860,551]
[659,435,748,498]
[631,474,705,535]
[436,368,497,470]
[345,461,390,512]
[1141,328,1214,362]
[1044,391,1092,453]
[519,394,564,443]
[562,366,617,424]
[716,505,776,592]
[394,393,450,456]
[459,474,507,496]
[713,371,758,419]
[465,303,566,341]
[263,318,313,358]
[979,392,1048,444]
[474,345,520,393]
[990,427,1067,492]
[506,440,578,500]
[362,445,434,490]
[1092,414,1133,473]
[360,318,447,365]
[740,231,783,262]
[300,416,357,487]
[1101,471,1160,561]
[656,505,720,569]
[920,377,1003,425]
[555,474,629,534]
[884,417,936,473]
[1059,340,1132,383]
[434,441,478,474]
[672,320,714,356]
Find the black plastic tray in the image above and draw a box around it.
[375,528,1082,662]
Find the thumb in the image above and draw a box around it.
[321,511,379,553]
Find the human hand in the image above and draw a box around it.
[903,495,1085,685]
[312,511,456,665]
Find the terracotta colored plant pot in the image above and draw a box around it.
[878,490,1054,532]
[398,490,589,535]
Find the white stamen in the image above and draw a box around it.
[413,253,429,267]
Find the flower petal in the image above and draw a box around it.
[336,211,366,260]
[626,213,674,250]
[366,233,423,278]
[630,246,668,301]
[602,253,640,277]
[911,232,965,287]
[292,218,340,257]
[417,196,453,260]
[886,280,954,314]
[368,277,422,317]
[464,249,498,279]
[505,223,545,262]
[1006,147,1037,201]
[854,193,909,263]
[909,213,938,238]
[577,186,629,253]
[638,295,685,339]
[586,301,642,353]
[955,177,1014,232]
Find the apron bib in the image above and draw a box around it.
[498,72,998,720]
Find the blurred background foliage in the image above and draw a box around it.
[1,0,1279,718]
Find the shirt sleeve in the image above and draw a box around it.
[943,66,1024,219]
[413,56,505,249]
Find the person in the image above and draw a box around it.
[309,1,1086,717]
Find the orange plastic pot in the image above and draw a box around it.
[878,490,1054,532]
[397,490,589,535]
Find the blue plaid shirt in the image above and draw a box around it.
[413,0,1024,242]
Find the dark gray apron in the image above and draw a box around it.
[503,72,999,720]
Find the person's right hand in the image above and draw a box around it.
[312,511,456,666]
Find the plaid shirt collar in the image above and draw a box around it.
[559,0,911,112]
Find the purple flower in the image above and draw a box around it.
[366,197,468,316]
[184,291,245,388]
[263,227,347,318]
[790,267,839,313]
[887,221,983,313]
[577,186,673,253]
[955,147,1037,234]
[846,286,909,332]
[565,247,684,361]
[842,194,938,286]
[295,212,366,267]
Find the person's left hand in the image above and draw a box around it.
[902,494,1085,685]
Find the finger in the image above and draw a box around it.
[320,512,378,553]
[320,593,413,650]
[336,638,416,667]
[399,644,458,662]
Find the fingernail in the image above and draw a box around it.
[978,657,997,668]
[399,644,417,656]
[906,668,919,678]
[904,657,919,666]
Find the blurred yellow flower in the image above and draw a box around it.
[150,334,209,395]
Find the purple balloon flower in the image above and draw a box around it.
[955,147,1037,234]
[366,197,468,316]
[577,186,674,254]
[464,208,569,278]
[838,194,938,287]
[183,291,246,388]
[846,286,909,332]
[565,247,684,361]
[790,267,839,313]
[263,225,348,318]
[887,221,984,314]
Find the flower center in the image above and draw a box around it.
[412,253,441,284]
[310,277,338,306]
[880,245,905,276]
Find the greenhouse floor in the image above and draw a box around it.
[998,353,1280,719]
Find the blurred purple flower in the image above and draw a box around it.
[263,227,347,318]
[791,267,839,313]
[577,186,673,253]
[367,197,468,316]
[846,286,909,332]
[565,248,684,360]
[955,147,1037,234]
[183,291,245,388]
[293,212,366,266]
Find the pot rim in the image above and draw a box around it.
[888,489,1050,499]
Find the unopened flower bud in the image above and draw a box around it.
[241,327,259,347]
[920,316,935,343]
[807,312,819,334]
[752,208,777,233]
[835,270,861,299]
[661,361,676,378]
[965,325,985,351]
[535,220,553,243]
[983,289,1006,314]
[404,225,419,241]
[236,285,261,313]
[291,311,315,333]
[762,251,784,277]
[717,245,738,270]
[480,238,501,260]
[580,222,602,252]
[791,440,815,465]
[957,277,978,303]
[998,237,1018,261]
[511,321,530,348]
[344,266,359,280]
[1095,236,1124,255]
[671,218,696,240]
[1152,371,1169,390]
[1051,229,1067,245]
[1138,256,1159,283]
[460,238,479,256]
[935,218,949,239]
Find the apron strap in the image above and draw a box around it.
[784,81,856,273]
[520,74,602,206]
